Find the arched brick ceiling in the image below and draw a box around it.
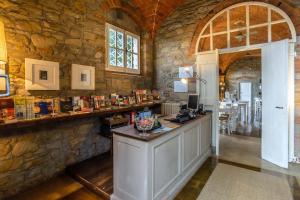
[100,0,185,36]
[131,0,185,35]
[219,49,261,75]
[286,0,300,7]
[101,0,300,38]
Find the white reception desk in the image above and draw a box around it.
[111,114,212,200]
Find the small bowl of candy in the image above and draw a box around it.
[135,117,155,135]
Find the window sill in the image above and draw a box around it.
[105,67,141,76]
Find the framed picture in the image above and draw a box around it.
[71,64,95,90]
[0,74,10,97]
[179,66,193,78]
[174,80,188,93]
[25,58,60,90]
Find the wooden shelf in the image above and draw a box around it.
[0,102,161,132]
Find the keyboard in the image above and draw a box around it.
[165,115,190,123]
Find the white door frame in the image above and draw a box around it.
[196,50,219,154]
[288,42,295,162]
[195,41,295,162]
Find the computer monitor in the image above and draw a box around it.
[187,94,199,110]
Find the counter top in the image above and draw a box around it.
[112,114,211,142]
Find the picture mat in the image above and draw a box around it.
[71,64,95,90]
[179,66,193,78]
[174,80,188,93]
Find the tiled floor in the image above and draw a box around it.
[219,133,261,167]
[198,163,293,200]
[175,158,300,200]
[219,133,300,177]
[233,121,261,138]
[7,156,300,200]
[174,158,218,200]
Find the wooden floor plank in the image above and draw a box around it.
[61,188,106,200]
[7,174,83,200]
[66,152,112,199]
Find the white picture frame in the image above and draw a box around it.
[25,58,60,90]
[71,64,95,90]
[174,80,188,93]
[179,66,193,78]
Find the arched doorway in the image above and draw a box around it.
[195,2,296,52]
[195,2,296,168]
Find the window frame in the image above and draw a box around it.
[105,23,141,75]
[196,2,296,53]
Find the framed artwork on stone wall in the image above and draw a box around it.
[71,64,95,90]
[174,80,188,93]
[0,74,10,97]
[25,58,60,90]
[179,66,193,78]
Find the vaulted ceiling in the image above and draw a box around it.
[130,0,185,35]
[219,49,261,75]
[101,0,185,36]
[286,0,300,7]
[101,0,300,37]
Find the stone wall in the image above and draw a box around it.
[225,57,261,110]
[0,0,152,198]
[0,0,153,97]
[154,0,218,101]
[0,119,110,198]
[154,0,300,158]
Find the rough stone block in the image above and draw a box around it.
[12,141,39,157]
[0,158,23,173]
[65,38,82,47]
[31,34,56,49]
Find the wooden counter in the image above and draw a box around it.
[111,114,212,200]
[0,102,161,132]
[112,114,210,142]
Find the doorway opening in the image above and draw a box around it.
[194,1,298,174]
[218,49,262,167]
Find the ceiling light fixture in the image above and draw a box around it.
[235,32,244,42]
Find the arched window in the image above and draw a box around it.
[196,2,296,52]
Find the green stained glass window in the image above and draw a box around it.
[117,32,124,49]
[133,38,138,53]
[107,24,140,72]
[127,35,132,52]
[117,50,124,67]
[109,47,116,66]
[127,52,132,68]
[133,54,138,69]
[109,29,116,47]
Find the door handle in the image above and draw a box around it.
[275,106,284,109]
